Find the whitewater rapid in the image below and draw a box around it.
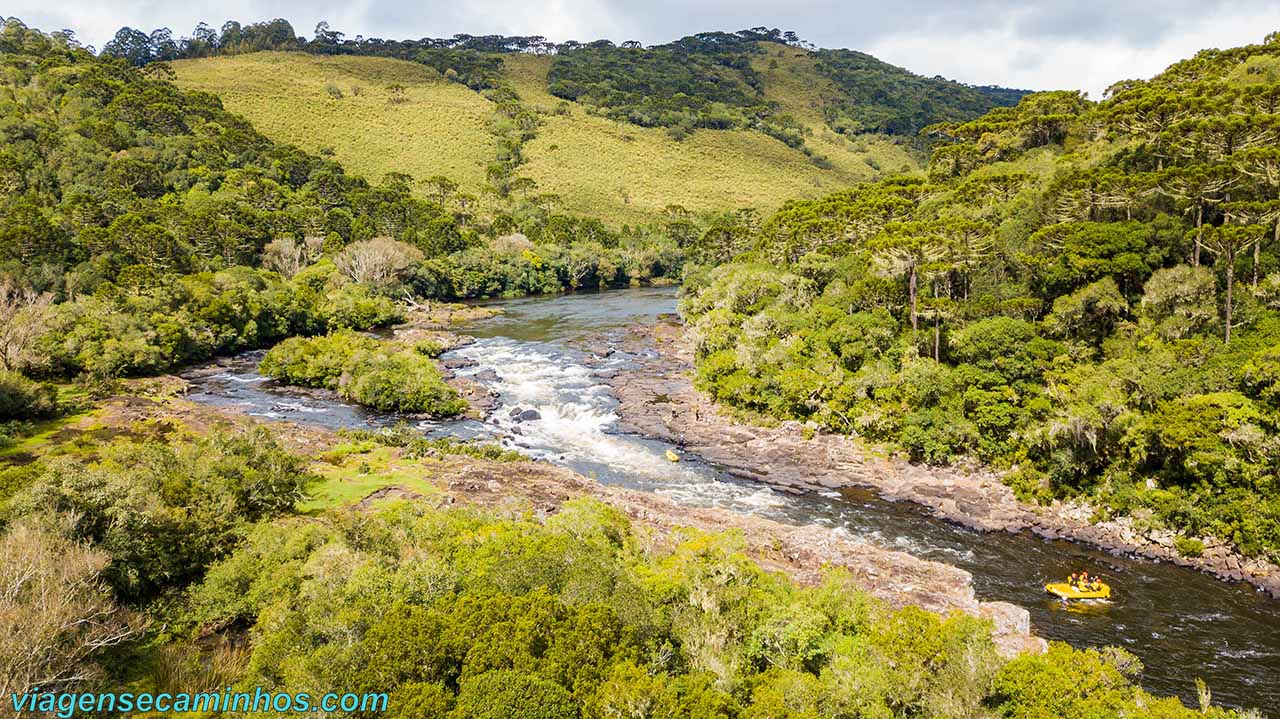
[450,337,794,514]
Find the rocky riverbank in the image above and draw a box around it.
[605,319,1280,600]
[74,386,1044,659]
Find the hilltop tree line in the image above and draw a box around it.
[684,32,1280,562]
[815,49,1027,136]
[92,18,1024,146]
[97,20,806,65]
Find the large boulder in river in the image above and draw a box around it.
[508,406,542,422]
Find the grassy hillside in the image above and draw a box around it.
[172,52,498,190]
[174,51,917,225]
[751,43,906,176]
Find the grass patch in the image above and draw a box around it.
[172,52,497,191]
[302,444,443,511]
[302,427,521,511]
[338,426,525,463]
[0,408,104,465]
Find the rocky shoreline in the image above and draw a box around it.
[605,319,1280,600]
[80,389,1045,659]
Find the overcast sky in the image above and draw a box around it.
[9,1,1280,99]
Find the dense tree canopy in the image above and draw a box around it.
[685,31,1280,561]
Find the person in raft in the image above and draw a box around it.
[1069,572,1081,588]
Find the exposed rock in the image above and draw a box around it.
[447,376,498,419]
[397,302,502,330]
[356,485,425,509]
[981,602,1047,657]
[441,356,480,370]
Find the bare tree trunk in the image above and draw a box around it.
[933,313,941,361]
[908,266,918,335]
[1255,234,1262,288]
[1194,204,1203,267]
[1225,257,1234,344]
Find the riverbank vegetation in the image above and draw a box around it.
[259,330,468,415]
[683,32,1280,561]
[0,20,684,424]
[0,412,1256,718]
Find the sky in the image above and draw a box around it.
[8,0,1280,99]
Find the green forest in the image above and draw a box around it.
[0,19,685,391]
[1,12,1278,719]
[683,37,1280,561]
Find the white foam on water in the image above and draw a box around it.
[453,338,811,517]
[211,372,269,384]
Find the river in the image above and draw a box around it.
[183,286,1279,712]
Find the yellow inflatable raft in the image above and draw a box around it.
[665,449,680,462]
[1045,581,1111,600]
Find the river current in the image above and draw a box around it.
[184,287,1279,712]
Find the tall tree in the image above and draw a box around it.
[1235,147,1280,283]
[870,222,954,335]
[1201,224,1265,342]
[1152,165,1235,266]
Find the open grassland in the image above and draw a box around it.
[506,53,918,223]
[172,52,497,190]
[175,51,919,225]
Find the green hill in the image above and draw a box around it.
[147,22,1029,225]
[173,51,917,225]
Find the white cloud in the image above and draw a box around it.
[862,5,1280,98]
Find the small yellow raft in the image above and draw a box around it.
[665,449,681,463]
[1045,582,1111,600]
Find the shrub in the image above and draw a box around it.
[345,349,467,415]
[455,671,577,719]
[14,428,314,599]
[898,406,978,464]
[259,330,376,389]
[0,371,58,420]
[388,682,454,719]
[260,333,466,416]
[333,238,424,286]
[323,284,403,329]
[1140,265,1218,340]
[0,521,143,698]
[1174,536,1205,558]
[949,317,1062,384]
